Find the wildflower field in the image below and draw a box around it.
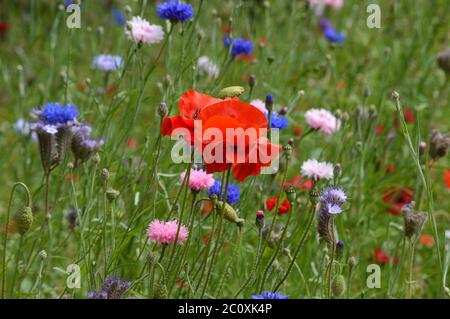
[0,0,449,300]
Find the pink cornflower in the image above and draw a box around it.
[147,219,188,245]
[304,108,340,134]
[309,0,344,9]
[250,99,268,114]
[125,16,164,44]
[300,159,334,181]
[180,168,214,192]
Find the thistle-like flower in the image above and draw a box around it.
[71,125,104,166]
[317,186,347,243]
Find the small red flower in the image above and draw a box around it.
[374,248,389,265]
[265,197,291,215]
[386,164,396,174]
[66,174,79,184]
[293,126,303,136]
[127,138,139,150]
[402,106,415,123]
[285,175,313,190]
[444,169,450,190]
[382,187,413,215]
[375,124,384,136]
[419,234,434,247]
[0,22,9,33]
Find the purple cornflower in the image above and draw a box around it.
[71,125,104,166]
[320,186,347,214]
[87,276,131,299]
[157,1,194,23]
[251,291,289,299]
[92,54,123,72]
[319,18,345,44]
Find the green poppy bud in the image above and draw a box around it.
[14,206,33,235]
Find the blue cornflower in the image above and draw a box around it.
[208,179,240,205]
[92,54,123,72]
[251,291,289,299]
[319,18,345,44]
[223,36,232,48]
[37,102,79,125]
[320,186,347,214]
[230,37,253,57]
[157,1,194,23]
[268,112,288,130]
[112,7,126,26]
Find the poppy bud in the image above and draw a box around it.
[285,186,296,203]
[215,201,245,227]
[248,74,256,89]
[348,256,357,268]
[256,210,264,229]
[279,106,288,115]
[158,102,168,118]
[39,250,47,260]
[428,129,450,160]
[106,188,120,202]
[437,48,450,73]
[218,86,245,99]
[391,90,400,101]
[101,168,110,181]
[282,144,292,159]
[332,275,346,297]
[334,163,342,177]
[14,206,33,235]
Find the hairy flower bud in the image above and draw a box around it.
[332,275,346,297]
[256,210,265,229]
[14,206,33,235]
[158,102,168,118]
[402,202,427,240]
[428,129,450,160]
[218,86,245,99]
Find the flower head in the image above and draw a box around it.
[71,125,104,166]
[34,102,78,125]
[268,112,288,129]
[180,168,214,192]
[382,187,413,215]
[197,56,220,79]
[157,1,194,23]
[125,16,164,44]
[250,99,267,114]
[229,37,253,57]
[300,159,334,181]
[320,186,347,215]
[92,54,123,72]
[147,219,188,245]
[319,18,345,44]
[208,179,240,205]
[304,108,340,134]
[251,290,289,299]
[112,7,126,26]
[87,276,131,299]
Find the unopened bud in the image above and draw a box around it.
[332,275,346,297]
[248,74,256,89]
[101,168,110,181]
[106,188,120,202]
[285,186,296,203]
[158,102,168,118]
[14,207,33,235]
[265,94,274,111]
[256,210,264,229]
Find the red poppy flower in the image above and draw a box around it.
[419,234,434,247]
[374,248,389,265]
[285,175,313,190]
[375,124,384,136]
[402,106,415,123]
[0,22,9,33]
[161,90,225,144]
[382,187,413,215]
[293,126,303,136]
[444,169,450,190]
[196,99,280,181]
[386,164,396,173]
[265,197,291,215]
